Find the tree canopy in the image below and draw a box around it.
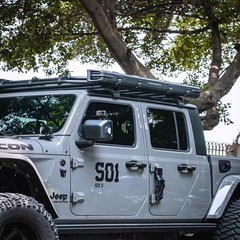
[0,0,239,130]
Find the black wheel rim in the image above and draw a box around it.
[0,222,40,240]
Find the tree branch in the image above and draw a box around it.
[185,50,240,113]
[214,49,240,99]
[115,1,183,16]
[117,25,210,34]
[103,0,117,27]
[60,23,210,38]
[208,21,221,86]
[201,106,219,130]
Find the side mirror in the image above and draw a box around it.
[83,119,113,142]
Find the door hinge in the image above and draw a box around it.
[71,192,85,203]
[71,158,84,169]
[149,163,165,204]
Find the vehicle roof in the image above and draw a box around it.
[0,70,201,107]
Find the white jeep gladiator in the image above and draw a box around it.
[0,70,238,240]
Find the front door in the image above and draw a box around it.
[70,98,148,216]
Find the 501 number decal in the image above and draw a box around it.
[95,162,119,182]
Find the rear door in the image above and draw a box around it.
[141,103,201,217]
[70,98,148,216]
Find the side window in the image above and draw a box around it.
[82,102,134,146]
[147,108,188,150]
[0,95,76,134]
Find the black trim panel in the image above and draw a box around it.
[188,108,207,156]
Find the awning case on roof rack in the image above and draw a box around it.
[87,70,201,99]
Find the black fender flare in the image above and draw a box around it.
[0,152,58,218]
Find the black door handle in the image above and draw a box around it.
[178,164,196,172]
[126,160,147,169]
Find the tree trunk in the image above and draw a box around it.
[80,0,156,79]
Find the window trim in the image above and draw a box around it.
[173,112,180,150]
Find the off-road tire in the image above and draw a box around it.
[212,198,240,240]
[0,193,59,240]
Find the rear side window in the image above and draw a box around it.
[147,108,188,150]
[82,102,134,146]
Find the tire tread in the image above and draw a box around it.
[0,192,59,240]
[212,198,240,240]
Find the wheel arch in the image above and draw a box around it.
[0,152,58,218]
[207,175,240,219]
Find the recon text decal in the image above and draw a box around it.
[0,143,34,150]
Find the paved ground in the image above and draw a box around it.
[60,232,212,240]
[180,233,212,240]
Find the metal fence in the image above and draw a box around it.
[206,141,231,156]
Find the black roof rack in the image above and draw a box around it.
[0,69,201,100]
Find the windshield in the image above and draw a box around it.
[0,94,76,135]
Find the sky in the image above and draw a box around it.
[0,61,239,144]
